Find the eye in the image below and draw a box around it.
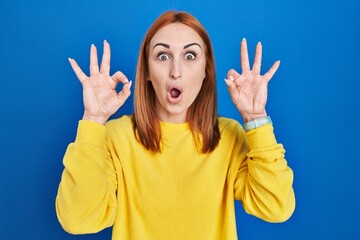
[185,51,197,61]
[157,52,170,61]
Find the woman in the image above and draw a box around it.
[56,10,295,239]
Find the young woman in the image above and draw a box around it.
[56,10,295,239]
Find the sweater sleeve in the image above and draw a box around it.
[55,120,118,234]
[233,124,295,223]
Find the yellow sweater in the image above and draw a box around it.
[56,116,295,239]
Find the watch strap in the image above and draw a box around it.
[244,116,272,131]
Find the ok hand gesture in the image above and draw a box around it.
[225,38,280,122]
[68,40,132,125]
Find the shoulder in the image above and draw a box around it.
[217,117,246,144]
[105,115,134,135]
[106,115,132,126]
[218,117,244,134]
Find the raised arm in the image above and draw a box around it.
[56,41,127,233]
[225,39,295,222]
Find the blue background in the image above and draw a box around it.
[1,0,359,239]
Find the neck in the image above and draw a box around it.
[155,101,188,123]
[158,113,187,123]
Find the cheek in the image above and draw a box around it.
[190,63,206,97]
[188,72,205,96]
[148,61,167,81]
[191,62,206,83]
[148,69,169,100]
[148,64,163,88]
[147,61,156,80]
[196,58,206,80]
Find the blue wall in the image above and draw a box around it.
[1,0,359,239]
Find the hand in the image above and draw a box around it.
[68,40,132,125]
[224,38,280,122]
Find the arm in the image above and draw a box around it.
[225,39,295,222]
[56,40,131,233]
[234,124,295,222]
[56,120,118,234]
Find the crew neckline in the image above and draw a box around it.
[160,121,190,132]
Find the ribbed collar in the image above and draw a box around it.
[160,121,190,132]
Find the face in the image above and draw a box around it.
[148,23,206,123]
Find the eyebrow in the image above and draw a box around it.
[153,43,170,49]
[152,42,202,50]
[184,43,201,49]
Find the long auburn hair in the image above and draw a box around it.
[132,10,220,153]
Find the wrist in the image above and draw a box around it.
[82,113,108,125]
[242,112,267,123]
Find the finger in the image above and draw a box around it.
[253,42,262,74]
[234,75,246,89]
[226,69,245,88]
[68,58,88,84]
[224,78,238,102]
[226,69,241,80]
[111,71,129,87]
[117,81,132,106]
[90,44,99,76]
[240,38,250,73]
[263,60,280,82]
[100,40,111,74]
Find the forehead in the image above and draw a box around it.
[150,23,204,48]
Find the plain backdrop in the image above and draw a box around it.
[1,0,359,239]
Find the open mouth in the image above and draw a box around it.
[167,86,183,103]
[170,88,181,98]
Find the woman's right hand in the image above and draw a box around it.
[68,40,132,125]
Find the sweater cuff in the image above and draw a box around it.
[245,124,277,150]
[75,120,107,146]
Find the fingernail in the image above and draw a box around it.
[68,57,72,61]
[128,80,132,90]
[224,78,231,87]
[91,44,95,47]
[257,41,262,45]
[242,38,246,42]
[124,78,129,83]
[228,75,234,81]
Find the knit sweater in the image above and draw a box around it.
[56,116,295,239]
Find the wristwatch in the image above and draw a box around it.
[244,116,272,131]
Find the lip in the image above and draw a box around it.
[167,84,183,104]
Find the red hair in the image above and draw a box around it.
[132,10,220,153]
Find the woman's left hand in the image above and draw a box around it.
[225,38,280,122]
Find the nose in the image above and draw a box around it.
[169,59,181,80]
